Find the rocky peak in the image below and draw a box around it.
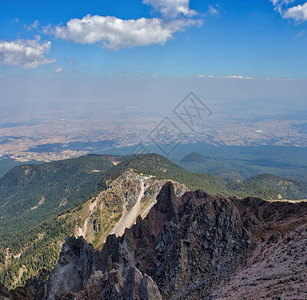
[43,236,97,299]
[35,182,307,299]
[42,182,250,298]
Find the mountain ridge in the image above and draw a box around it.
[23,182,307,299]
[0,153,306,290]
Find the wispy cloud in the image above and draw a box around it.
[208,4,220,16]
[55,66,63,73]
[0,37,56,69]
[143,0,196,19]
[271,0,294,13]
[198,75,253,80]
[296,29,305,38]
[223,75,253,80]
[24,20,40,31]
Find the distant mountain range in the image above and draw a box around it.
[0,153,306,290]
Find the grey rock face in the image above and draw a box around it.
[66,266,162,300]
[120,266,162,300]
[153,192,250,298]
[42,235,161,300]
[44,236,96,299]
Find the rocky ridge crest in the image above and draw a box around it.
[22,182,307,299]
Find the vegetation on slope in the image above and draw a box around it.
[104,154,287,199]
[0,211,78,288]
[0,155,115,243]
[181,152,207,163]
[243,174,307,199]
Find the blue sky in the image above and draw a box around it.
[0,0,307,79]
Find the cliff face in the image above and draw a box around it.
[37,182,307,299]
[73,169,188,248]
[43,237,96,299]
[210,197,307,299]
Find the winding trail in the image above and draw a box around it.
[110,178,145,237]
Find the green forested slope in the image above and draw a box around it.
[242,174,307,199]
[104,153,290,198]
[0,215,77,288]
[0,155,115,243]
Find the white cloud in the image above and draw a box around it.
[197,74,252,79]
[51,15,201,50]
[0,37,56,69]
[271,0,307,22]
[208,4,220,16]
[271,0,295,5]
[283,2,307,22]
[223,75,253,80]
[296,29,305,38]
[143,0,196,18]
[25,20,40,31]
[271,0,295,12]
[55,66,63,73]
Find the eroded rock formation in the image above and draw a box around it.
[33,182,307,299]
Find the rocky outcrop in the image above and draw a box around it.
[36,182,307,299]
[0,283,11,300]
[153,190,249,298]
[210,197,307,299]
[43,236,97,299]
[210,223,307,299]
[41,183,250,299]
[0,282,30,300]
[74,169,188,248]
[72,266,162,300]
[41,236,161,300]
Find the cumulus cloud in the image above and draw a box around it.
[51,15,201,50]
[46,0,201,51]
[283,2,307,22]
[143,0,196,18]
[0,37,56,69]
[271,0,307,22]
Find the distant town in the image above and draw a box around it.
[0,109,306,162]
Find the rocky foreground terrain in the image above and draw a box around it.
[1,182,307,299]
